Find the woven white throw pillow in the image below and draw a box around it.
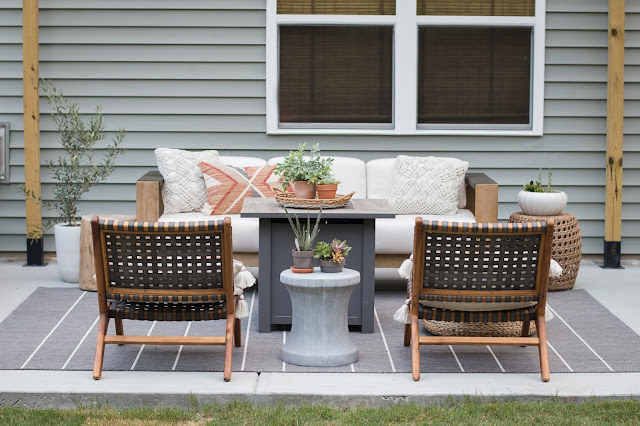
[155,148,220,214]
[389,155,469,215]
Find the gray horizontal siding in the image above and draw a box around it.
[1,0,639,255]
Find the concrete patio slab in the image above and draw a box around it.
[1,259,639,407]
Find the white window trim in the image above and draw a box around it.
[266,0,545,136]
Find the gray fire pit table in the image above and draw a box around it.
[280,268,360,367]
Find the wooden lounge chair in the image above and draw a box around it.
[90,216,240,381]
[405,218,554,382]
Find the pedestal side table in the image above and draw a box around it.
[280,268,360,367]
[509,212,582,291]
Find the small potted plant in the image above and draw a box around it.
[284,206,322,272]
[518,169,567,216]
[273,143,333,199]
[316,175,341,199]
[314,238,351,273]
[20,81,126,283]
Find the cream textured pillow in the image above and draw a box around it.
[155,148,220,214]
[389,155,469,215]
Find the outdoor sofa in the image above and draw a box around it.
[135,156,498,267]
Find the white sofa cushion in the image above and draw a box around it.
[375,209,476,254]
[366,158,466,208]
[158,213,259,253]
[220,156,267,168]
[268,156,367,199]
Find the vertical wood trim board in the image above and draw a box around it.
[22,0,42,241]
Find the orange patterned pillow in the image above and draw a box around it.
[199,162,279,215]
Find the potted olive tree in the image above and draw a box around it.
[518,169,567,216]
[284,206,322,272]
[21,81,126,282]
[314,239,351,273]
[274,143,333,199]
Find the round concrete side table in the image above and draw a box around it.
[279,267,360,367]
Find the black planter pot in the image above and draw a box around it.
[291,249,314,269]
[318,259,345,273]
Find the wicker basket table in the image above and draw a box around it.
[509,212,582,291]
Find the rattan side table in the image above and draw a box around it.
[509,212,582,291]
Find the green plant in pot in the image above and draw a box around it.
[284,206,322,272]
[19,80,126,283]
[518,168,567,216]
[314,239,351,273]
[273,143,333,199]
[316,175,341,200]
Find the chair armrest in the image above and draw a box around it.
[465,173,498,223]
[136,171,164,222]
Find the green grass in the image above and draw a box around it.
[1,400,640,425]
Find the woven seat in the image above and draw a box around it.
[405,219,554,382]
[91,217,240,381]
[109,300,227,322]
[419,305,536,323]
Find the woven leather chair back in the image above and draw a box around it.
[96,219,231,295]
[415,221,551,297]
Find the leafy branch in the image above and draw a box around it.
[19,80,126,235]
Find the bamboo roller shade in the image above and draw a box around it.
[417,0,534,16]
[278,0,395,15]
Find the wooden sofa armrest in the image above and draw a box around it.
[136,171,164,222]
[465,173,498,223]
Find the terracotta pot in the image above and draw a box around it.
[517,190,568,216]
[316,184,338,199]
[292,249,314,270]
[319,258,345,273]
[292,181,316,199]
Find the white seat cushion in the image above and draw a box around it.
[375,209,476,254]
[268,156,367,199]
[158,213,259,252]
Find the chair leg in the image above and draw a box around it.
[521,320,530,337]
[223,313,235,382]
[411,314,420,381]
[403,323,411,347]
[536,315,550,382]
[234,317,242,347]
[93,313,109,380]
[115,317,124,346]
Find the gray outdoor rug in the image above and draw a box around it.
[1,288,638,374]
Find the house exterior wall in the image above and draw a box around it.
[0,0,638,254]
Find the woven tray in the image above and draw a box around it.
[423,320,536,337]
[273,188,355,209]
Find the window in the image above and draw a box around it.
[266,0,545,135]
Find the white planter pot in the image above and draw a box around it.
[517,190,568,216]
[54,223,81,283]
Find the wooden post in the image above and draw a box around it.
[22,0,43,265]
[604,0,625,268]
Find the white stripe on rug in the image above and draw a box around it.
[547,340,574,372]
[374,305,396,373]
[486,346,505,373]
[21,291,87,370]
[240,290,256,372]
[130,321,156,371]
[546,304,614,372]
[282,330,286,372]
[449,346,465,372]
[172,322,192,371]
[61,315,99,370]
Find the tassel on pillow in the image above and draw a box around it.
[549,259,563,278]
[398,253,413,280]
[393,299,411,324]
[236,294,249,319]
